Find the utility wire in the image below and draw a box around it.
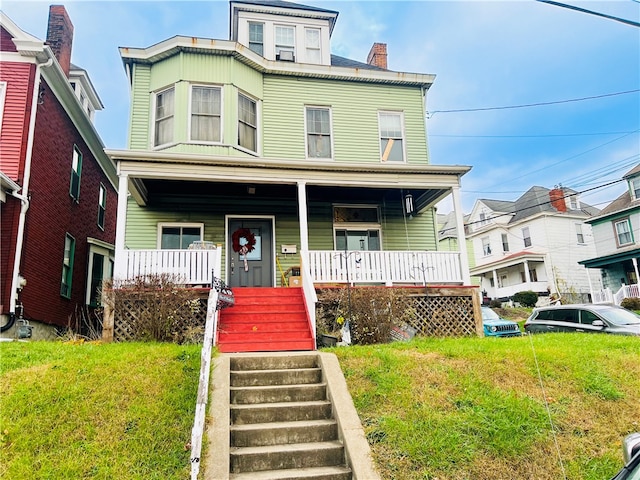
[537,0,640,28]
[427,89,639,116]
[431,131,637,138]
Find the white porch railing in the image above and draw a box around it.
[592,288,614,304]
[116,249,221,284]
[307,250,463,285]
[300,250,318,344]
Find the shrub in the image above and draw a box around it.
[620,297,640,311]
[513,290,538,308]
[489,299,502,308]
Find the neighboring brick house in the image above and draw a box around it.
[0,7,117,336]
[580,164,640,304]
[466,186,601,304]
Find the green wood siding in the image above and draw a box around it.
[129,64,151,149]
[263,76,428,164]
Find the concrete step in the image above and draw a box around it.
[231,383,327,404]
[231,419,338,447]
[231,354,319,371]
[230,441,346,473]
[231,400,333,425]
[230,465,352,480]
[232,367,322,387]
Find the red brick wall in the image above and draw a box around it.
[17,79,117,327]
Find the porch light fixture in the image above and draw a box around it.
[404,193,415,216]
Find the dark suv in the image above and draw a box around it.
[524,304,640,336]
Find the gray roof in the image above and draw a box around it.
[479,199,515,213]
[230,0,338,15]
[591,164,640,218]
[331,54,385,71]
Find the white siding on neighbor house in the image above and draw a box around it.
[467,201,511,234]
[535,215,600,295]
[590,210,640,257]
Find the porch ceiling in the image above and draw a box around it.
[139,178,446,211]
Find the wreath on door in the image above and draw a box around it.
[232,228,256,255]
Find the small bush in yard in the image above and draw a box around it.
[489,299,502,308]
[513,290,538,308]
[620,297,640,310]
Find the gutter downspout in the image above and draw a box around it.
[8,57,53,316]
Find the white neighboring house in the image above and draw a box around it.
[467,186,602,304]
[579,164,640,304]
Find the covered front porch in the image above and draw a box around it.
[579,247,638,305]
[470,251,551,301]
[109,149,472,290]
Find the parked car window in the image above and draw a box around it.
[580,310,600,325]
[599,308,640,326]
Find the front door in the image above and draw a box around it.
[228,218,273,287]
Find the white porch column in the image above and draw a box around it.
[297,181,309,253]
[632,258,640,287]
[492,269,499,296]
[451,185,471,284]
[114,173,129,279]
[523,260,531,283]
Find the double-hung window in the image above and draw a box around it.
[191,86,221,142]
[97,183,106,230]
[501,233,509,252]
[306,107,331,158]
[631,178,640,200]
[159,224,203,249]
[248,22,264,55]
[305,28,321,63]
[379,112,405,162]
[238,93,257,153]
[61,233,75,298]
[522,227,532,248]
[482,237,492,256]
[615,219,633,246]
[575,223,585,244]
[275,25,295,60]
[154,87,174,147]
[333,206,381,251]
[70,145,82,201]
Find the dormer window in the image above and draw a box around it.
[568,195,580,210]
[248,22,264,56]
[631,177,640,200]
[275,25,295,61]
[305,28,321,63]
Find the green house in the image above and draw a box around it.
[107,0,471,292]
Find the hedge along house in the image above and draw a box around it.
[107,0,472,349]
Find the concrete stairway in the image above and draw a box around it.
[205,352,380,480]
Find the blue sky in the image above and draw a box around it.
[3,0,639,213]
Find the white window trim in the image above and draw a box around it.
[248,21,265,56]
[631,178,640,201]
[575,223,585,245]
[332,204,382,250]
[188,84,223,144]
[151,85,175,149]
[275,24,296,60]
[378,111,407,163]
[481,236,492,256]
[157,223,205,249]
[304,105,333,160]
[615,219,633,247]
[0,82,7,135]
[522,227,532,248]
[85,243,114,305]
[237,91,260,155]
[97,183,107,231]
[304,27,321,64]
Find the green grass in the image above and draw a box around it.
[0,341,201,480]
[2,334,639,480]
[331,333,640,480]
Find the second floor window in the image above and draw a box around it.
[97,184,106,230]
[154,87,174,147]
[482,237,491,256]
[575,223,584,244]
[70,145,82,201]
[502,233,509,252]
[379,112,404,162]
[275,25,295,60]
[615,219,633,246]
[522,227,532,248]
[238,93,257,153]
[248,22,264,55]
[191,86,221,142]
[306,107,331,158]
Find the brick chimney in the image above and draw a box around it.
[549,188,567,212]
[46,5,74,77]
[367,42,387,70]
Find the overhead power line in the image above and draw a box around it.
[427,89,639,116]
[431,130,637,138]
[537,0,640,28]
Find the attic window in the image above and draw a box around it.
[275,25,295,61]
[248,22,264,56]
[631,177,640,200]
[568,195,579,210]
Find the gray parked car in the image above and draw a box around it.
[524,304,640,336]
[611,433,640,480]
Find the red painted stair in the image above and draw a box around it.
[217,287,316,353]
